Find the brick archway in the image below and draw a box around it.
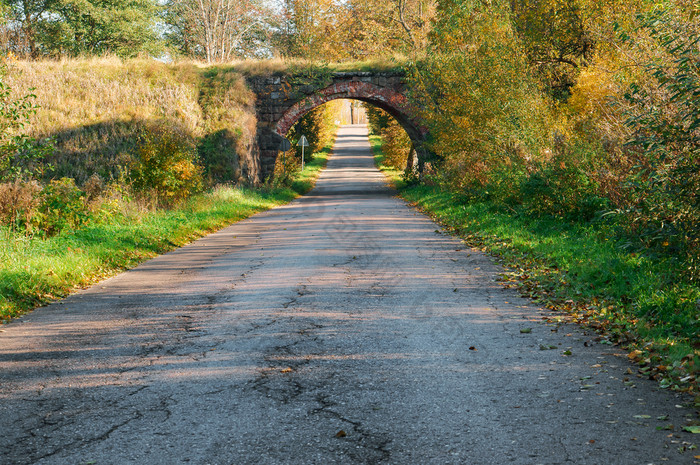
[248,71,428,182]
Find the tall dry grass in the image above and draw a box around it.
[6,57,203,135]
[3,57,258,185]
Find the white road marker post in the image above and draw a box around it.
[297,135,309,171]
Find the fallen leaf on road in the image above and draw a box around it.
[281,367,293,373]
[682,426,700,434]
[336,430,347,438]
[634,415,651,419]
[520,328,532,334]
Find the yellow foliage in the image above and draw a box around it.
[567,66,617,119]
[380,122,411,170]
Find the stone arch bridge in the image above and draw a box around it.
[247,70,428,182]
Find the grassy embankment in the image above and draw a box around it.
[0,57,333,323]
[0,148,330,323]
[370,134,699,395]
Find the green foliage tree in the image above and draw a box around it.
[2,0,161,58]
[46,0,162,57]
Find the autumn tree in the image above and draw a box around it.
[407,0,550,192]
[385,0,434,52]
[509,0,595,99]
[274,0,338,59]
[275,0,435,60]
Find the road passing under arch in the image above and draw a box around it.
[0,126,695,464]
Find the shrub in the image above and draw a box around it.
[198,128,244,184]
[366,105,392,135]
[0,179,42,229]
[618,10,700,279]
[82,173,105,202]
[34,177,89,235]
[130,124,203,207]
[518,164,609,221]
[271,149,300,187]
[380,121,411,171]
[514,134,611,221]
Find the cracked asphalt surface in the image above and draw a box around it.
[1,125,698,465]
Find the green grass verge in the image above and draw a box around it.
[0,143,331,323]
[373,136,699,394]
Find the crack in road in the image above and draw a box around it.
[311,393,392,464]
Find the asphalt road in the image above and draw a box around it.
[1,125,697,465]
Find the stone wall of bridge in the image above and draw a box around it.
[246,71,427,182]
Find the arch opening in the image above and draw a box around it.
[276,82,424,142]
[271,81,427,175]
[253,74,431,182]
